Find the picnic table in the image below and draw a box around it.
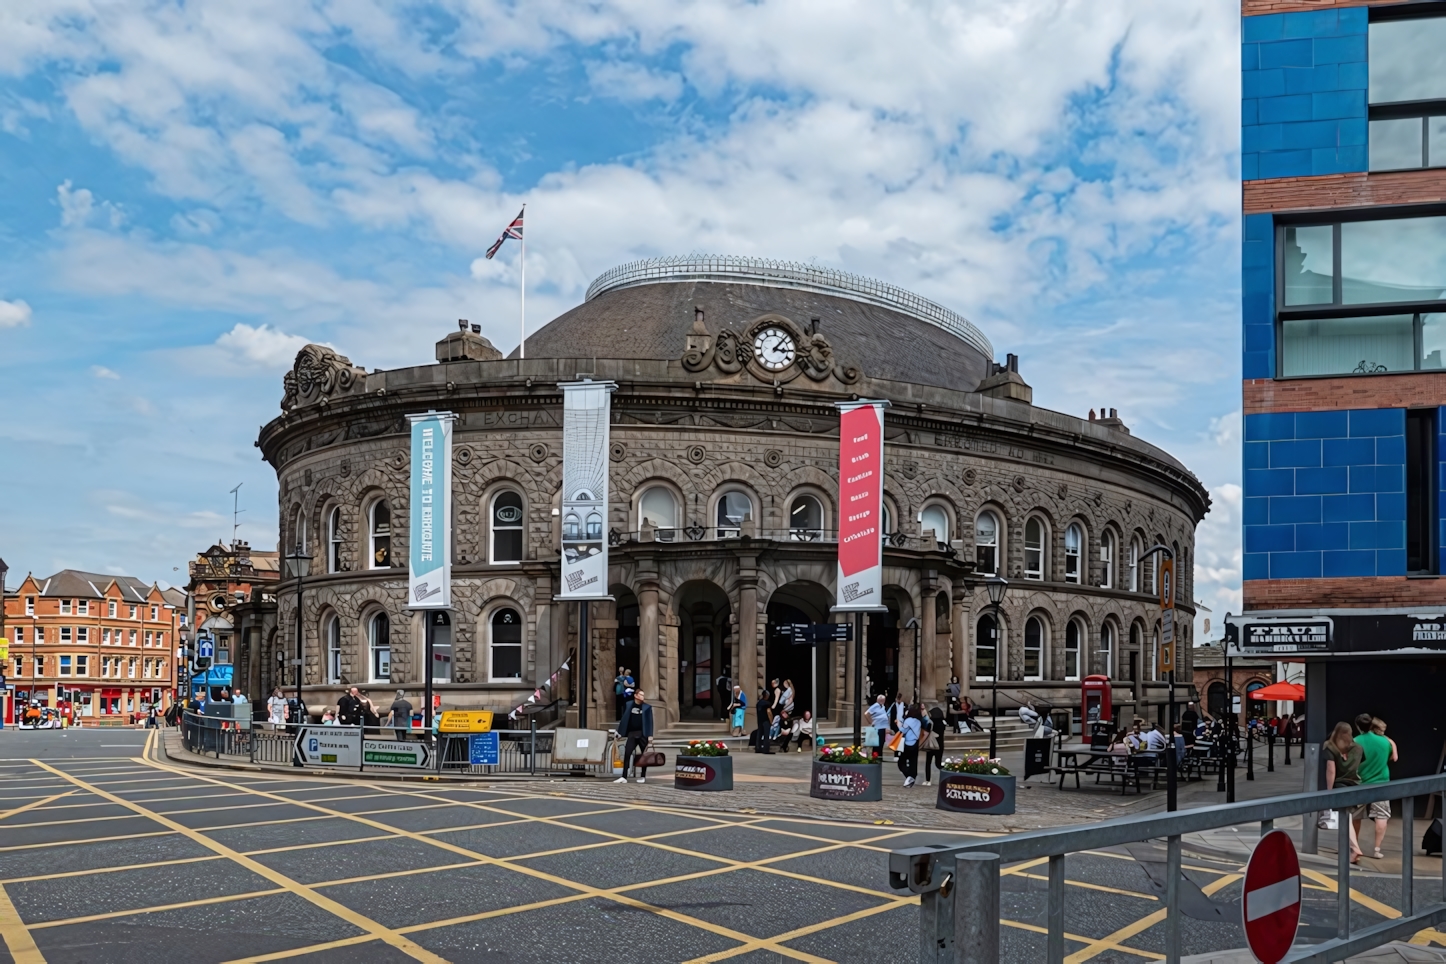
[1053,743,1166,795]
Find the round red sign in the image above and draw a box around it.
[1242,829,1301,964]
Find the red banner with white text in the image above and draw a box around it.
[836,402,887,611]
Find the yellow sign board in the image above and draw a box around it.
[438,710,494,733]
[0,638,8,661]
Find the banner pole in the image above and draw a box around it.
[578,601,588,729]
[519,205,526,360]
[853,612,863,749]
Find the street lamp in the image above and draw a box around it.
[905,617,920,704]
[985,575,1008,760]
[285,549,311,723]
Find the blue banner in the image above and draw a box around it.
[407,412,455,609]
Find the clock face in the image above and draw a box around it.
[753,326,797,371]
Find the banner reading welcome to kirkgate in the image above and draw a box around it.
[835,400,889,611]
[558,380,616,600]
[407,411,456,609]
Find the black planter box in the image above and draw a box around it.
[674,754,733,791]
[935,772,1016,814]
[809,760,884,801]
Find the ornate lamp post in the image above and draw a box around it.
[985,575,1009,760]
[284,550,311,720]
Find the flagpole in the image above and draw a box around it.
[519,203,526,360]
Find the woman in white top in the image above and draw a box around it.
[267,687,288,728]
[781,679,796,716]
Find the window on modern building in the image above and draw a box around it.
[1064,524,1083,584]
[639,486,678,542]
[975,614,997,682]
[1024,518,1045,580]
[369,613,391,682]
[1100,530,1116,588]
[974,511,998,573]
[1024,617,1043,680]
[1368,15,1446,172]
[369,501,392,568]
[491,608,523,680]
[716,491,753,537]
[920,504,950,549]
[1279,215,1446,376]
[491,490,525,562]
[1064,621,1080,681]
[1099,623,1114,677]
[327,506,343,573]
[326,616,342,684]
[789,495,824,541]
[1407,408,1440,573]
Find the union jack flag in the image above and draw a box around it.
[485,206,525,259]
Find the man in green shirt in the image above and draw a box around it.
[1354,713,1397,860]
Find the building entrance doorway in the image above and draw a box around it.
[866,603,902,702]
[765,581,834,719]
[674,581,731,721]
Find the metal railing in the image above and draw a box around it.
[890,772,1446,964]
[610,526,841,545]
[438,728,617,778]
[583,254,994,358]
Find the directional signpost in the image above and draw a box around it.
[196,637,214,671]
[779,623,852,721]
[1243,829,1302,964]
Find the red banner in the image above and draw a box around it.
[836,402,886,610]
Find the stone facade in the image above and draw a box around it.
[254,263,1210,727]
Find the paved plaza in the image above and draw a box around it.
[2,729,1445,963]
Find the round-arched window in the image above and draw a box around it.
[1064,621,1081,681]
[975,613,998,682]
[789,495,823,541]
[369,501,391,569]
[1024,617,1044,680]
[639,486,678,538]
[1024,518,1045,580]
[974,511,998,573]
[327,506,343,573]
[1099,623,1114,677]
[922,505,950,548]
[491,490,524,563]
[325,615,341,684]
[1064,523,1083,584]
[716,491,753,536]
[1100,530,1116,588]
[369,612,391,682]
[491,608,522,680]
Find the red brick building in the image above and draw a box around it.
[4,570,181,719]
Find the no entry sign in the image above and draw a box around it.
[1243,829,1301,963]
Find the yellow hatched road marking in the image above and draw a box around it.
[1300,866,1444,943]
[1063,872,1241,963]
[4,855,225,885]
[0,790,75,822]
[0,882,45,964]
[29,888,287,930]
[0,829,175,852]
[31,760,447,964]
[1003,918,1164,961]
[682,898,913,963]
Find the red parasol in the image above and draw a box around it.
[1248,681,1305,702]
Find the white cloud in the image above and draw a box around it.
[0,298,31,328]
[56,179,122,228]
[91,365,120,379]
[215,322,315,368]
[586,61,684,103]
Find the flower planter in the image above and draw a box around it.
[674,754,733,791]
[935,772,1016,814]
[810,760,884,801]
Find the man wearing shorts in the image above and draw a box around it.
[1354,712,1397,860]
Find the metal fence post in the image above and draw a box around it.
[530,717,537,777]
[1165,835,1181,964]
[1338,809,1351,939]
[1402,796,1414,917]
[919,890,947,963]
[952,852,1000,964]
[1302,742,1321,854]
[1047,853,1065,964]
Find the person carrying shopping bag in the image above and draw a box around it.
[614,688,657,783]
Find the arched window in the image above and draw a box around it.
[327,507,342,573]
[1207,681,1228,719]
[1172,541,1182,603]
[368,500,391,569]
[368,612,391,683]
[1099,622,1114,677]
[562,511,580,541]
[975,614,998,682]
[1064,523,1083,584]
[325,616,341,684]
[1024,617,1044,680]
[1100,530,1116,588]
[585,511,602,540]
[1151,623,1161,680]
[491,608,523,680]
[639,486,678,542]
[789,495,824,541]
[1064,621,1081,681]
[1129,623,1142,682]
[490,490,524,563]
[1024,518,1045,580]
[1129,536,1142,592]
[974,511,998,573]
[429,611,452,684]
[922,504,951,548]
[1246,681,1267,717]
[716,491,753,537]
[292,507,307,555]
[882,502,893,535]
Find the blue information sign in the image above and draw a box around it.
[198,638,215,659]
[468,732,499,766]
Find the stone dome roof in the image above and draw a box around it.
[516,256,994,392]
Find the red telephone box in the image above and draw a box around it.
[1082,675,1112,724]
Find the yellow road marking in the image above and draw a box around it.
[0,883,45,964]
[683,897,912,963]
[0,829,175,852]
[31,760,446,964]
[1013,871,1159,901]
[243,834,400,856]
[1063,871,1241,963]
[4,855,225,885]
[0,790,75,822]
[1004,918,1164,960]
[29,888,287,929]
[0,814,148,831]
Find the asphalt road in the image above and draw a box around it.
[0,728,1441,963]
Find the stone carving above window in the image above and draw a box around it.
[282,345,368,412]
[680,314,860,385]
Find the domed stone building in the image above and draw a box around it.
[256,256,1209,728]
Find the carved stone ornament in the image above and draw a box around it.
[713,330,751,374]
[1058,483,1069,500]
[763,449,783,468]
[529,443,549,463]
[683,315,861,386]
[456,446,473,465]
[609,442,627,462]
[340,458,352,477]
[304,468,313,487]
[901,459,919,480]
[281,344,367,412]
[687,444,707,464]
[962,468,978,486]
[1013,475,1027,492]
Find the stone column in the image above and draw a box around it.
[920,571,938,703]
[638,567,661,709]
[736,551,759,696]
[952,579,970,692]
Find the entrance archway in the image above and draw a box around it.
[866,589,909,702]
[673,581,732,721]
[613,588,639,721]
[766,581,834,719]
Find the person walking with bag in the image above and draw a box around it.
[922,705,946,785]
[614,688,656,783]
[898,703,924,788]
[865,694,891,758]
[1323,720,1364,863]
[727,685,746,737]
[1354,714,1398,860]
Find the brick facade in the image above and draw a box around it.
[1245,374,1446,414]
[1244,169,1446,214]
[1242,0,1392,16]
[1244,575,1446,609]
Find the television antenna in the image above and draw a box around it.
[230,483,245,544]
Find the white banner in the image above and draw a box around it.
[835,401,889,611]
[407,412,456,609]
[559,381,617,599]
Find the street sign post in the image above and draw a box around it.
[1243,829,1302,963]
[1159,558,1175,673]
[196,637,214,671]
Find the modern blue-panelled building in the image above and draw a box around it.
[1225,0,1446,777]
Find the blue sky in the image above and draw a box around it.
[0,1,1243,636]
